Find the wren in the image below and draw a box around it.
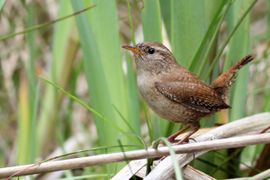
[123,42,254,143]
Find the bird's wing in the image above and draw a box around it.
[155,81,230,113]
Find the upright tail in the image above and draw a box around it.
[211,55,255,100]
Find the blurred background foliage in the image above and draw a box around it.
[0,0,269,179]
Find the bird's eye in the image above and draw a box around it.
[147,48,155,54]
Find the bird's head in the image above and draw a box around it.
[122,42,176,74]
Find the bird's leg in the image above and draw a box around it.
[261,126,270,133]
[175,125,200,145]
[158,125,189,147]
[167,125,190,143]
[153,125,197,161]
[159,125,199,161]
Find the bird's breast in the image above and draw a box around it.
[137,73,157,100]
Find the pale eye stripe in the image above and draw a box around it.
[154,46,169,53]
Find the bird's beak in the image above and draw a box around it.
[122,45,142,55]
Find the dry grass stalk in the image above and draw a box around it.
[0,113,269,179]
[114,112,270,179]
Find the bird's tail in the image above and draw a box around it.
[211,55,255,100]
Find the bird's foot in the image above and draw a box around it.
[167,126,190,143]
[152,126,199,161]
[174,137,197,145]
[152,137,190,161]
[261,126,270,133]
[172,138,189,145]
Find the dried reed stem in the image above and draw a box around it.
[0,113,269,179]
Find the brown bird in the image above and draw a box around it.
[123,42,254,144]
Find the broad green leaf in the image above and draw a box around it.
[142,0,162,42]
[72,0,141,150]
[37,0,75,154]
[18,2,39,165]
[190,1,231,75]
[159,0,171,41]
[226,0,253,121]
[0,0,5,11]
[171,0,208,68]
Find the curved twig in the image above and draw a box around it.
[113,113,270,180]
[144,112,270,180]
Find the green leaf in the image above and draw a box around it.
[18,2,39,165]
[0,0,5,11]
[226,0,253,121]
[72,0,141,149]
[159,0,171,40]
[171,0,209,68]
[37,0,75,155]
[189,1,231,75]
[142,0,162,42]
